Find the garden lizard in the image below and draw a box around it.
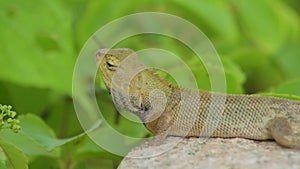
[96,48,300,148]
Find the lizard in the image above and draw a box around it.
[96,48,300,148]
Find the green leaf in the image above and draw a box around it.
[28,156,59,169]
[231,47,287,93]
[258,78,300,100]
[74,0,149,48]
[269,78,300,97]
[0,0,75,95]
[221,58,245,94]
[20,114,88,151]
[275,41,300,78]
[0,139,28,169]
[0,82,54,115]
[258,93,300,101]
[74,137,121,161]
[171,0,239,47]
[18,114,63,151]
[185,56,245,94]
[0,162,8,169]
[0,114,88,156]
[0,130,55,156]
[233,0,294,53]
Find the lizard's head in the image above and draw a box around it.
[96,48,135,91]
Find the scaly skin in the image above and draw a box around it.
[96,48,300,148]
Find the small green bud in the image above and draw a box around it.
[7,105,12,110]
[8,111,16,118]
[7,118,12,123]
[13,125,21,133]
[0,104,21,132]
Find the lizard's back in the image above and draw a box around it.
[165,90,300,141]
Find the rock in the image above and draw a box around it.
[118,137,300,169]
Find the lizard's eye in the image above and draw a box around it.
[106,61,117,70]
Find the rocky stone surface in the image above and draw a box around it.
[118,137,300,169]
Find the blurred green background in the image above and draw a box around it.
[0,0,300,168]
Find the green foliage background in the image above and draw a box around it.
[0,0,300,168]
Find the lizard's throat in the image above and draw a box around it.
[109,88,152,122]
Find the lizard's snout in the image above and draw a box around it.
[95,48,110,65]
[96,48,110,57]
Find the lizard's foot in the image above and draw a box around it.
[147,132,168,146]
[270,117,300,149]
